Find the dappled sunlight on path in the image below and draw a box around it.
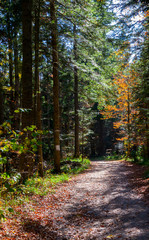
[0,161,149,239]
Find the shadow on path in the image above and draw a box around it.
[21,161,149,240]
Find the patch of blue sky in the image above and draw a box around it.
[107,0,145,61]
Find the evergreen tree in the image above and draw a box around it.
[50,0,61,172]
[20,0,33,179]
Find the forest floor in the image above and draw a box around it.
[0,160,149,240]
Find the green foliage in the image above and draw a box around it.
[144,170,149,179]
[0,156,90,219]
[106,154,124,161]
[61,156,90,174]
[0,122,42,167]
[15,157,89,198]
[0,210,5,220]
[22,173,69,196]
[0,122,45,218]
[95,153,124,161]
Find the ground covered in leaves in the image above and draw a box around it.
[0,160,149,240]
[124,161,149,204]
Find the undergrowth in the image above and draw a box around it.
[0,156,90,221]
[91,154,124,161]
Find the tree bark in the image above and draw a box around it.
[7,10,14,119]
[50,0,61,172]
[0,77,3,125]
[127,86,131,158]
[145,117,149,160]
[20,0,33,179]
[34,0,44,177]
[73,24,79,158]
[22,0,33,128]
[14,35,20,129]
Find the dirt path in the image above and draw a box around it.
[1,161,149,239]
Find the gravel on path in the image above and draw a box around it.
[1,160,149,240]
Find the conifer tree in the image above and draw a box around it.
[50,0,61,172]
[34,0,44,177]
[20,0,33,179]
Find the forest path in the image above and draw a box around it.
[1,160,149,239]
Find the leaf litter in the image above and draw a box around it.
[0,160,149,239]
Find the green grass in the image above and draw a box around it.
[125,156,149,165]
[21,173,69,196]
[61,156,90,174]
[0,156,90,220]
[90,154,124,161]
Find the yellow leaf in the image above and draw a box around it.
[18,73,22,79]
[106,235,114,239]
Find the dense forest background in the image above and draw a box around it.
[0,0,148,180]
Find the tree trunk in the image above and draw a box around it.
[145,119,149,160]
[0,77,3,124]
[81,110,84,161]
[34,0,44,177]
[7,11,14,120]
[50,0,61,172]
[22,0,33,128]
[20,0,33,179]
[127,87,131,158]
[14,35,20,129]
[73,24,79,158]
